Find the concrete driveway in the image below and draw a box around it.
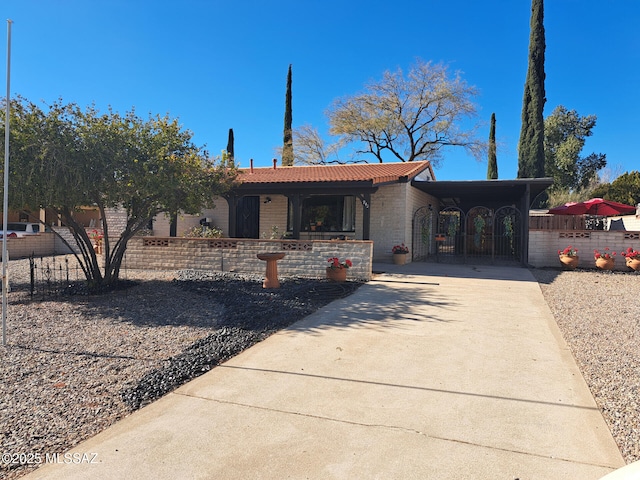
[26,263,625,479]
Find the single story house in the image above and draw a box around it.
[158,160,552,265]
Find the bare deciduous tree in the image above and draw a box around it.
[327,59,484,166]
[292,125,348,165]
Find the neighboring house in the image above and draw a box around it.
[168,160,551,265]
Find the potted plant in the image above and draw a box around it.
[326,257,352,282]
[594,248,616,271]
[392,243,409,265]
[557,245,579,270]
[621,247,640,271]
[90,229,103,254]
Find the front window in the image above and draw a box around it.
[288,195,356,232]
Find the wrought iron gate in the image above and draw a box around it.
[412,205,436,260]
[492,206,522,261]
[435,207,465,260]
[413,205,523,264]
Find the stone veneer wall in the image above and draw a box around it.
[528,230,640,271]
[122,237,374,280]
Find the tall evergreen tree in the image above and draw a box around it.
[282,64,294,166]
[226,128,234,165]
[517,0,546,179]
[544,106,606,191]
[487,113,498,179]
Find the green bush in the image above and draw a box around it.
[183,225,224,238]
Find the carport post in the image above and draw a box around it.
[522,183,531,266]
[358,193,371,240]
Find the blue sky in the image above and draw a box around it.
[2,0,638,181]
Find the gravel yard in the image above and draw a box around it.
[1,258,639,479]
[0,257,362,479]
[531,267,640,464]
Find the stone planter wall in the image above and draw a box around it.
[122,237,374,280]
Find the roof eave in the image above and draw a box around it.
[231,180,377,196]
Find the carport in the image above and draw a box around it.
[411,178,553,265]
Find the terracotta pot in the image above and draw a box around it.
[595,257,615,271]
[559,254,579,270]
[626,257,640,271]
[393,253,407,265]
[326,267,347,282]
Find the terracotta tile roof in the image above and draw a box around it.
[237,161,434,185]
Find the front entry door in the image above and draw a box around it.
[236,196,260,238]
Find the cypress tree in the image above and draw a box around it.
[282,64,294,166]
[517,0,546,178]
[487,113,498,179]
[226,128,234,165]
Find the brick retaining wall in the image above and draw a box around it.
[122,237,374,280]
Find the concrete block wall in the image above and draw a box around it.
[368,184,439,263]
[104,207,129,238]
[123,237,374,280]
[4,227,120,259]
[2,234,56,259]
[529,230,640,271]
[52,227,79,254]
[369,184,407,262]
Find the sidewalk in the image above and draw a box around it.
[26,263,625,479]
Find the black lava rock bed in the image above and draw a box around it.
[121,272,363,410]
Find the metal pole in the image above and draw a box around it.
[2,19,12,346]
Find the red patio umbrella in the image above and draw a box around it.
[547,198,636,216]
